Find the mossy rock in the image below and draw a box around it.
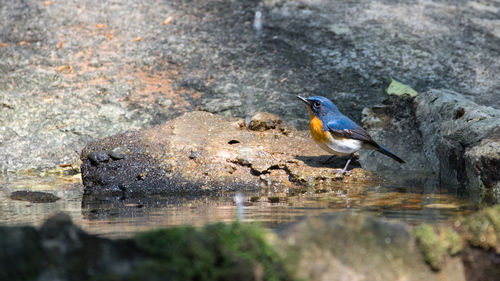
[412,224,463,270]
[460,205,500,251]
[131,222,295,281]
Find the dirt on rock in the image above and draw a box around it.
[81,111,377,197]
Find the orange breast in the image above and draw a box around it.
[309,116,330,144]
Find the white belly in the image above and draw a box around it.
[314,134,363,156]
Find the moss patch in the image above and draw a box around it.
[413,224,463,270]
[132,222,295,281]
[460,205,500,251]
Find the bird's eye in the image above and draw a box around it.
[313,101,321,107]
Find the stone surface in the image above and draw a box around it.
[277,212,467,281]
[81,111,375,197]
[10,191,60,203]
[277,205,500,281]
[0,213,142,281]
[363,90,500,202]
[361,94,425,172]
[1,0,500,171]
[416,90,500,202]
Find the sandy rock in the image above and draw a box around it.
[81,111,377,197]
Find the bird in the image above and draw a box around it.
[297,95,405,174]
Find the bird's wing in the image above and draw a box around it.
[326,116,375,144]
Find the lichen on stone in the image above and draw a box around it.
[460,205,500,251]
[412,224,463,271]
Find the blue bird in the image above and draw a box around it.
[297,95,405,173]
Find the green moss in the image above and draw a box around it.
[443,227,463,255]
[132,222,295,281]
[412,224,463,271]
[461,205,500,250]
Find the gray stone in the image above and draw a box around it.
[415,90,500,202]
[362,89,500,202]
[1,0,500,172]
[108,146,127,160]
[87,151,110,165]
[277,212,468,281]
[10,191,60,203]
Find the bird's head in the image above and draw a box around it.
[297,95,340,118]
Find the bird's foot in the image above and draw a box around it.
[336,168,351,175]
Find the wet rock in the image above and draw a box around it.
[81,111,377,197]
[10,191,60,203]
[363,90,500,202]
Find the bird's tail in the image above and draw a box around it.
[375,144,405,163]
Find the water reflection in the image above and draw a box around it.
[0,172,478,238]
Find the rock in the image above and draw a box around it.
[413,224,463,271]
[37,213,143,281]
[10,191,60,203]
[248,112,285,132]
[463,139,500,203]
[87,151,110,165]
[1,0,500,172]
[277,208,500,281]
[416,90,500,202]
[277,212,450,281]
[81,111,376,198]
[362,90,500,202]
[0,225,44,281]
[108,147,127,160]
[361,94,425,172]
[457,205,500,253]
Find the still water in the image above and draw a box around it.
[0,172,478,238]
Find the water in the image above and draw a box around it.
[0,172,478,238]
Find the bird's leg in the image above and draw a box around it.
[339,155,353,174]
[322,155,336,164]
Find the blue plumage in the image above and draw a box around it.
[297,95,405,173]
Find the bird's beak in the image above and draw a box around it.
[296,96,310,107]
